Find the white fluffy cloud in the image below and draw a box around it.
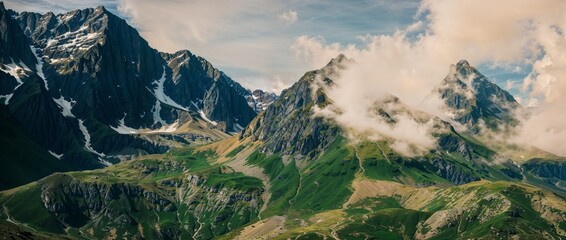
[294,0,566,156]
[278,10,298,25]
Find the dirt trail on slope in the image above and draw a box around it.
[376,142,390,162]
[342,145,364,209]
[233,216,286,240]
[354,145,365,176]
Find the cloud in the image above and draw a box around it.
[114,0,418,92]
[5,0,418,93]
[278,10,298,25]
[115,0,307,92]
[294,0,566,156]
[505,80,516,91]
[117,0,277,46]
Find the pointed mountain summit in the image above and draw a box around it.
[439,60,519,131]
[242,55,343,158]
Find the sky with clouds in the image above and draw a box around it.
[4,0,428,92]
[5,0,566,156]
[3,0,531,95]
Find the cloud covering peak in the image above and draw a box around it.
[295,0,566,156]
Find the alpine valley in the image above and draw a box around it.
[0,3,565,240]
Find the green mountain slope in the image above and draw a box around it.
[0,148,264,239]
[1,56,565,239]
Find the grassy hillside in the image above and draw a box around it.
[1,133,565,239]
[0,148,265,239]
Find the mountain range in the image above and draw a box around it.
[0,3,275,189]
[0,3,565,240]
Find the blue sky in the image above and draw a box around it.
[4,0,527,97]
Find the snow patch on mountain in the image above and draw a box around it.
[78,119,105,158]
[111,115,178,134]
[0,59,33,104]
[48,150,63,159]
[98,158,112,167]
[111,117,141,134]
[150,67,188,111]
[190,100,217,126]
[246,89,277,112]
[151,100,167,125]
[0,61,28,86]
[233,122,244,132]
[30,46,49,91]
[53,96,76,118]
[0,94,13,105]
[45,23,102,55]
[198,110,217,126]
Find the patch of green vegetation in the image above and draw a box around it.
[0,182,65,234]
[245,150,300,217]
[356,141,462,185]
[263,160,300,217]
[204,172,263,191]
[292,137,358,213]
[169,148,216,172]
[459,134,496,159]
[226,145,246,158]
[295,232,326,240]
[246,151,284,179]
[337,208,432,240]
[364,157,401,181]
[0,145,266,239]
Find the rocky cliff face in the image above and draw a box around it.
[242,56,343,159]
[439,60,519,132]
[0,3,35,71]
[0,3,36,101]
[203,77,257,132]
[161,50,256,132]
[30,169,263,239]
[428,156,480,185]
[0,104,71,190]
[246,89,277,112]
[524,159,566,181]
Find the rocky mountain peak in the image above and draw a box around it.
[1,4,257,173]
[325,53,350,70]
[242,57,341,158]
[246,89,277,112]
[456,59,470,68]
[95,5,108,13]
[439,60,519,131]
